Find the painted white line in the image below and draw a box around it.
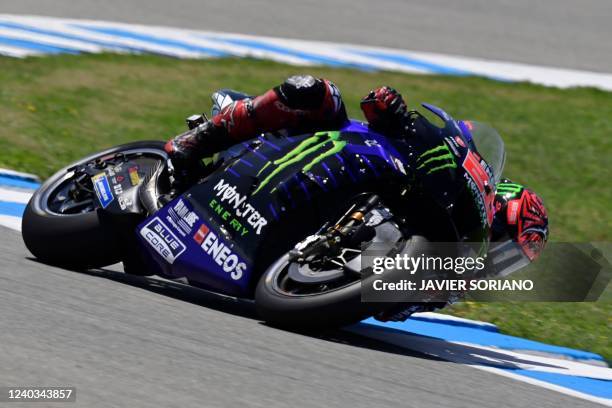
[0,214,22,231]
[0,168,40,182]
[0,43,37,57]
[399,49,612,90]
[262,37,432,74]
[0,188,33,204]
[450,341,612,380]
[411,311,498,331]
[0,171,36,232]
[1,14,611,91]
[0,17,205,58]
[348,324,612,406]
[0,27,102,53]
[475,365,612,407]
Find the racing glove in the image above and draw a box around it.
[360,86,408,133]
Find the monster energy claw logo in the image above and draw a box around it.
[417,144,457,174]
[496,182,523,197]
[253,131,347,194]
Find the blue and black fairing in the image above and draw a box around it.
[135,107,496,297]
[136,120,413,296]
[414,103,498,249]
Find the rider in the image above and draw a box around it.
[165,74,548,282]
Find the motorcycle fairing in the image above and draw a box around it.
[136,114,495,297]
[136,120,412,296]
[137,196,252,295]
[90,153,164,215]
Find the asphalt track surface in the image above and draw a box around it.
[1,0,612,73]
[0,226,604,408]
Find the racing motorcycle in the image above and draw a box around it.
[22,92,506,328]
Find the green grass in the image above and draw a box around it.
[1,54,610,361]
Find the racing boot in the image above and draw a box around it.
[164,120,231,191]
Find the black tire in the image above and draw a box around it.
[22,141,166,268]
[255,235,431,329]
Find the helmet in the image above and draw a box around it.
[492,179,549,261]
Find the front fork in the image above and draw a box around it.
[289,194,385,262]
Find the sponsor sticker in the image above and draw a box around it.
[464,173,488,227]
[462,151,494,226]
[212,179,268,235]
[118,195,133,210]
[463,151,488,192]
[193,224,210,245]
[92,173,114,208]
[507,199,520,225]
[209,199,250,237]
[192,222,246,280]
[166,199,200,237]
[128,166,140,186]
[140,217,186,264]
[444,137,461,157]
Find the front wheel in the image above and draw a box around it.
[255,202,432,328]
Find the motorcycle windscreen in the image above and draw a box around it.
[466,121,506,184]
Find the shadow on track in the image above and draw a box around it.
[30,258,572,373]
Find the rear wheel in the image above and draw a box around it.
[22,141,166,268]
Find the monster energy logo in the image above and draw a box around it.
[253,131,347,194]
[417,144,457,174]
[496,182,523,197]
